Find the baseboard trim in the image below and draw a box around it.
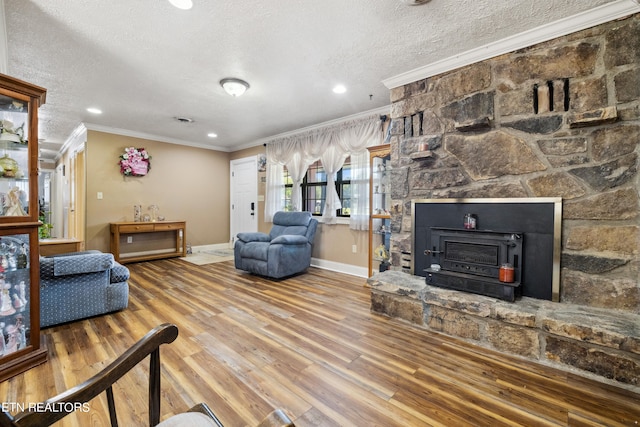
[191,243,232,253]
[195,244,367,278]
[311,257,368,278]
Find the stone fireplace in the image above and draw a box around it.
[369,13,640,386]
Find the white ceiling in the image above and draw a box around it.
[1,0,632,162]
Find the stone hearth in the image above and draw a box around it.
[369,271,640,387]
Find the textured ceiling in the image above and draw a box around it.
[2,0,624,161]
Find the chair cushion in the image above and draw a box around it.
[42,252,114,276]
[271,235,308,245]
[110,263,130,283]
[269,225,310,240]
[272,211,311,226]
[157,412,218,427]
[237,232,271,243]
[240,241,269,261]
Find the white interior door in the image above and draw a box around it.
[50,166,63,238]
[230,156,258,245]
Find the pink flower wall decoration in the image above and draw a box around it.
[119,147,151,177]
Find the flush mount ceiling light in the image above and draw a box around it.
[220,78,250,97]
[207,132,218,138]
[332,84,347,94]
[168,0,193,10]
[401,0,432,5]
[86,107,102,114]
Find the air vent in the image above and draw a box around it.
[401,0,432,5]
[174,117,194,123]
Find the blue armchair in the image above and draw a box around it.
[234,211,318,279]
[40,250,130,328]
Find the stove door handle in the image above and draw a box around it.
[425,250,442,255]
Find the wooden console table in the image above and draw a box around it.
[110,220,186,264]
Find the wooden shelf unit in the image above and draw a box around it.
[367,144,391,277]
[110,221,186,264]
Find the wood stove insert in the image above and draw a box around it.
[424,227,524,302]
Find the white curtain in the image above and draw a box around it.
[333,118,382,230]
[348,150,371,230]
[264,114,383,226]
[287,151,313,212]
[320,144,348,223]
[264,162,283,223]
[265,137,315,220]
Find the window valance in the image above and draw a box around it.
[265,114,383,228]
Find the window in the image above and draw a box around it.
[283,157,351,217]
[282,166,294,212]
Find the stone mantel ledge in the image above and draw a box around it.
[368,270,640,355]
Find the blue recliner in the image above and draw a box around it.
[234,211,318,279]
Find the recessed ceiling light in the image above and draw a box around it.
[87,107,102,114]
[332,85,347,94]
[207,133,218,138]
[168,0,193,10]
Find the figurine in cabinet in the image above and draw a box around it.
[17,243,27,268]
[0,120,25,144]
[0,278,14,316]
[16,280,26,306]
[374,244,389,261]
[0,322,5,356]
[12,294,23,311]
[15,314,26,349]
[5,187,27,216]
[5,323,18,353]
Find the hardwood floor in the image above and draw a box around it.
[2,259,639,426]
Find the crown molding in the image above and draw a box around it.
[234,104,391,151]
[383,0,640,89]
[83,123,231,152]
[58,123,87,159]
[82,105,390,153]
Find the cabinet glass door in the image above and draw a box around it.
[371,155,390,216]
[0,233,31,357]
[0,92,30,218]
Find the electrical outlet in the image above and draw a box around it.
[127,236,133,244]
[352,244,357,253]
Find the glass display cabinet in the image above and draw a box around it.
[367,144,391,277]
[0,74,47,381]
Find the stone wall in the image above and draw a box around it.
[371,13,640,386]
[386,13,640,314]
